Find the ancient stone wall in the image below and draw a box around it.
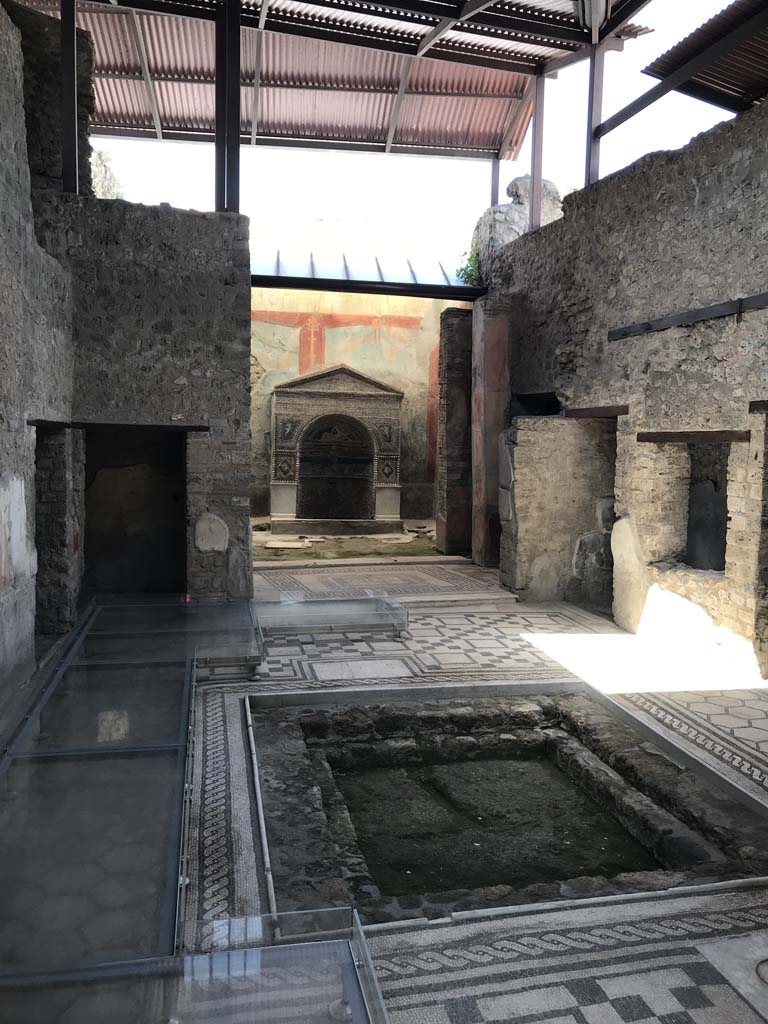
[34,427,85,650]
[435,308,472,554]
[0,4,73,715]
[499,418,616,609]
[2,0,93,195]
[481,99,768,666]
[32,195,253,600]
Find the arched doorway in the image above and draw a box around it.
[297,415,374,520]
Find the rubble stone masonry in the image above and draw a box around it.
[482,100,768,669]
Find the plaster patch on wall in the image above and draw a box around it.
[0,475,35,586]
[195,512,229,553]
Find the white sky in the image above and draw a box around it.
[96,0,733,272]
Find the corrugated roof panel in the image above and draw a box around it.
[250,247,464,286]
[259,31,402,89]
[93,76,152,128]
[395,92,512,150]
[407,60,526,98]
[259,84,392,140]
[17,0,651,155]
[139,13,214,79]
[155,79,215,131]
[644,0,768,111]
[78,8,135,72]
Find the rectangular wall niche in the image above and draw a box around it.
[684,441,730,572]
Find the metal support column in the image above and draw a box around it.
[224,0,240,213]
[529,74,544,230]
[214,2,227,211]
[490,157,500,207]
[60,0,79,194]
[585,42,605,186]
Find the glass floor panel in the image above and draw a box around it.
[0,911,387,1024]
[16,664,187,754]
[74,629,262,663]
[0,942,362,1024]
[0,751,180,972]
[92,604,254,633]
[255,596,408,635]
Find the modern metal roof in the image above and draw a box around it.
[643,0,768,114]
[19,0,649,158]
[250,247,484,298]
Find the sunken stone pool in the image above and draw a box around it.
[249,694,768,922]
[335,757,658,896]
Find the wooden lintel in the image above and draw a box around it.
[28,419,210,432]
[564,405,628,419]
[636,430,750,444]
[748,401,768,414]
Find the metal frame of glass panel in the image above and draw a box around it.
[0,594,261,978]
[0,911,389,1024]
[254,595,409,637]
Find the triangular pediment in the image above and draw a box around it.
[274,364,403,397]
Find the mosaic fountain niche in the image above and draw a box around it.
[269,365,403,532]
[246,694,766,924]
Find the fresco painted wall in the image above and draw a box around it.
[251,288,470,518]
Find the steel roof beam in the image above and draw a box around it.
[384,55,413,151]
[595,2,768,138]
[417,0,498,56]
[125,10,163,138]
[84,0,555,74]
[96,72,524,98]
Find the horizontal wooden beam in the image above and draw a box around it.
[608,290,768,341]
[564,405,628,418]
[637,430,750,444]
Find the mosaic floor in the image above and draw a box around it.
[255,608,619,690]
[184,560,768,1023]
[252,562,506,602]
[368,885,768,1024]
[613,689,768,809]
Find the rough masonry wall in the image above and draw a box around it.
[0,4,73,714]
[2,1,93,195]
[34,428,85,651]
[32,195,253,599]
[251,288,469,519]
[435,308,472,554]
[486,100,768,659]
[499,418,616,607]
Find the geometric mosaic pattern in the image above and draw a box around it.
[370,887,768,1024]
[258,609,619,688]
[616,690,768,806]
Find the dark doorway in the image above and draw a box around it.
[297,415,374,520]
[83,427,186,594]
[685,442,729,571]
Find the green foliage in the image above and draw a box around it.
[456,250,482,287]
[92,147,125,200]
